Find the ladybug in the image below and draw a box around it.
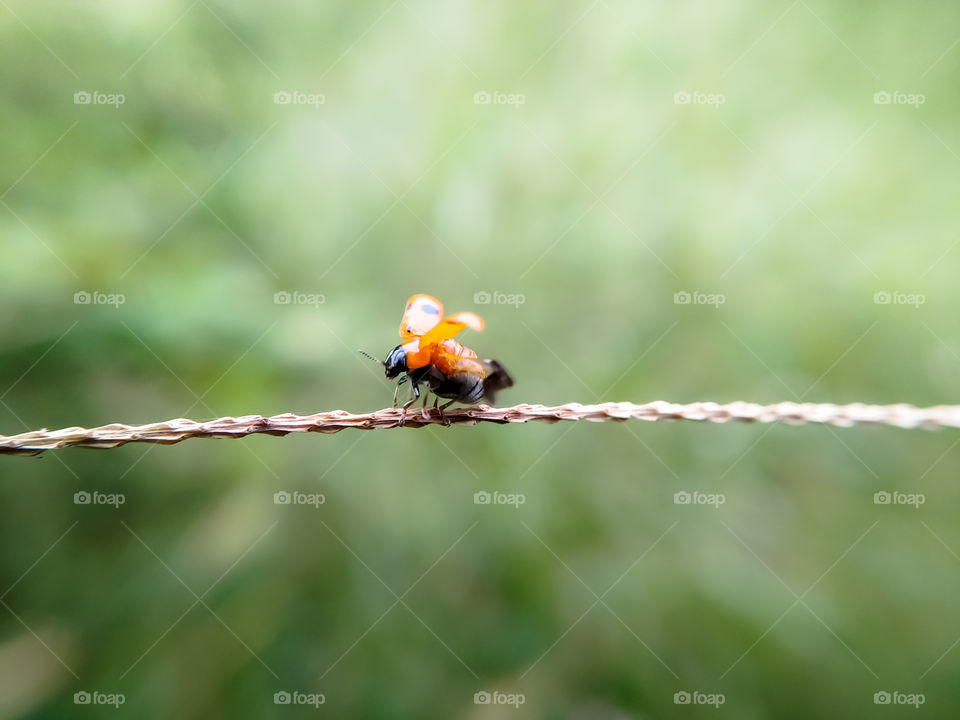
[364,294,513,416]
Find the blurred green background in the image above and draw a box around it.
[2,0,959,717]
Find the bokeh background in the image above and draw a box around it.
[1,1,959,717]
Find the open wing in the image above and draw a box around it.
[417,312,484,346]
[442,312,484,332]
[399,294,443,340]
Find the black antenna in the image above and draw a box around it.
[358,350,383,365]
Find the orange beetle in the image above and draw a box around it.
[369,294,513,415]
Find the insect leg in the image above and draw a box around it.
[419,387,432,419]
[434,397,453,426]
[399,381,418,426]
[392,375,410,408]
[401,381,420,410]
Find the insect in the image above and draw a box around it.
[362,294,513,419]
